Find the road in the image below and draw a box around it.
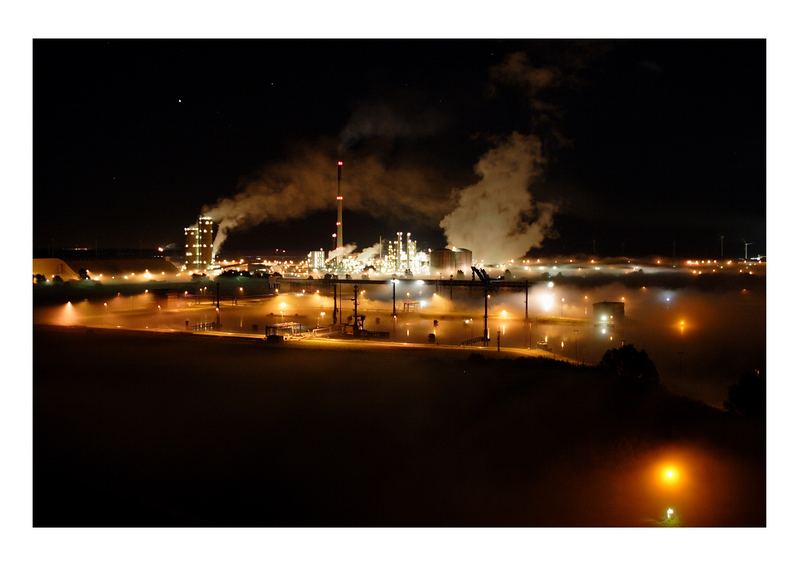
[76,322,579,363]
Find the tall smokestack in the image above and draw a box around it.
[336,161,344,264]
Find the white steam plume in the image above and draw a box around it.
[201,142,451,257]
[439,132,556,263]
[325,244,357,263]
[356,242,383,264]
[202,53,565,261]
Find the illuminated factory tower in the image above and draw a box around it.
[184,216,214,271]
[386,239,397,273]
[307,249,326,271]
[406,232,416,271]
[396,232,403,272]
[336,160,344,264]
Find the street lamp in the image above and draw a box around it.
[657,463,681,488]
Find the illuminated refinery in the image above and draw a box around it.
[32,163,768,381]
[32,39,766,531]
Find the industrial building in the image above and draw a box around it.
[307,249,326,271]
[32,255,178,282]
[32,258,80,281]
[184,216,215,271]
[321,161,435,276]
[383,232,419,274]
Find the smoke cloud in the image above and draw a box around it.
[202,141,452,257]
[356,242,383,264]
[439,132,556,263]
[491,51,559,92]
[489,51,560,111]
[338,98,445,153]
[202,54,570,261]
[490,51,568,148]
[325,244,357,263]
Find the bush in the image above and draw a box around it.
[598,344,660,387]
[724,369,766,418]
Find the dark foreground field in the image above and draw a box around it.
[33,326,765,526]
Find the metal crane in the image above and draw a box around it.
[471,266,499,346]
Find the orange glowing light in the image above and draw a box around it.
[661,466,680,485]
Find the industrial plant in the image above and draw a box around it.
[182,161,473,279]
[30,36,769,541]
[32,159,767,355]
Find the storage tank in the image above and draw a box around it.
[451,247,472,273]
[430,248,456,274]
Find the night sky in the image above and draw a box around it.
[33,39,766,258]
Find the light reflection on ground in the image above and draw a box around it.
[35,276,764,407]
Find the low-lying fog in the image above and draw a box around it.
[35,280,764,407]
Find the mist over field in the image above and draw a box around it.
[33,326,764,526]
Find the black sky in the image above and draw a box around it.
[33,39,766,258]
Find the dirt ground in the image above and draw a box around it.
[33,325,765,526]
